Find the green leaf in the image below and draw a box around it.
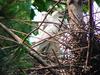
[95,0,100,6]
[33,0,47,11]
[82,4,88,13]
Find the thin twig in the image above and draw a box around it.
[0,23,23,43]
[25,64,83,72]
[10,29,27,36]
[22,0,62,43]
[0,35,19,44]
[1,45,18,50]
[0,22,59,75]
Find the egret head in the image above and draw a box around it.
[52,11,63,18]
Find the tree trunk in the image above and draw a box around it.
[66,0,88,74]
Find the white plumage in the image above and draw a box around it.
[29,11,64,52]
[29,2,100,59]
[29,10,74,58]
[83,1,100,34]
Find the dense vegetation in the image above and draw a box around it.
[0,0,100,75]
